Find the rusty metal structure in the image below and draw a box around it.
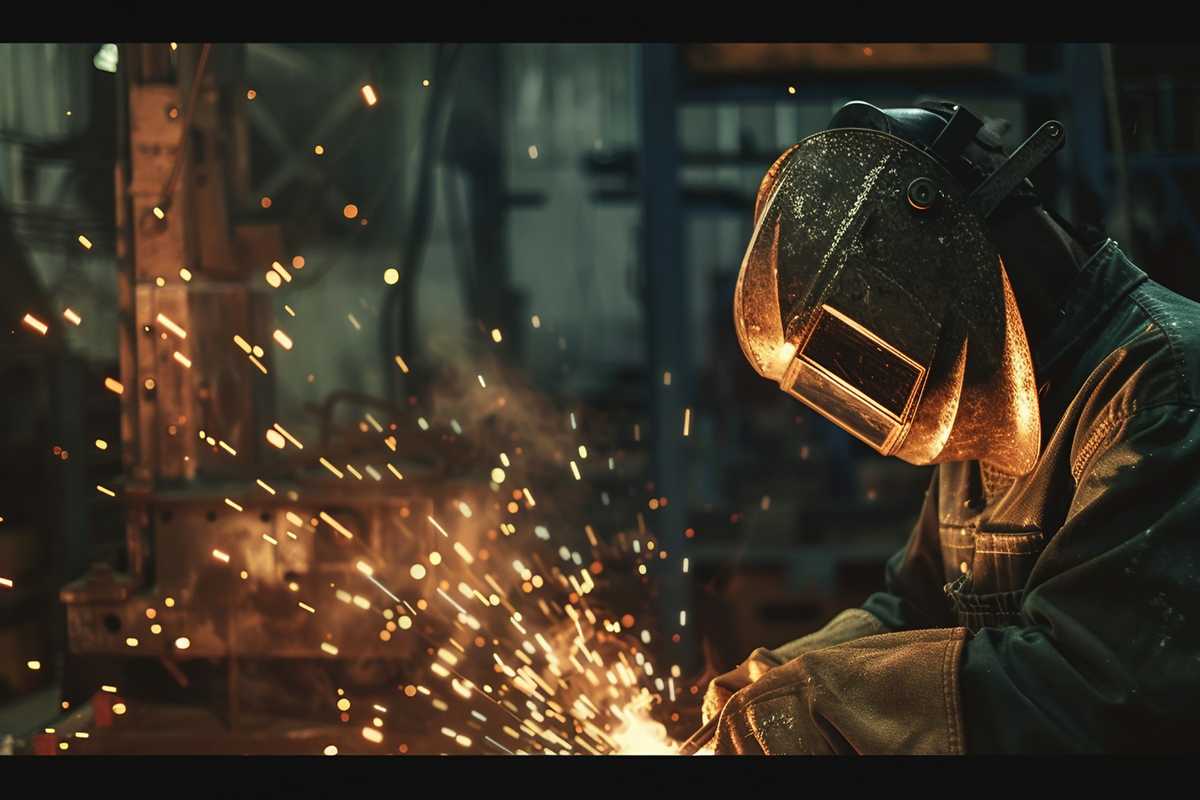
[57,44,487,729]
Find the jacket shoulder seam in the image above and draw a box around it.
[1071,401,1200,482]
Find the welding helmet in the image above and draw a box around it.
[733,101,1066,475]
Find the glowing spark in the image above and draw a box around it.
[679,610,687,627]
[271,261,292,283]
[272,423,304,449]
[262,533,278,545]
[299,602,315,614]
[319,511,355,539]
[96,485,116,497]
[386,463,404,480]
[173,351,192,368]
[319,458,344,479]
[570,461,581,481]
[683,557,689,573]
[272,329,293,350]
[179,267,192,282]
[356,561,374,577]
[491,467,506,483]
[427,516,450,538]
[410,564,426,580]
[491,328,503,343]
[78,235,92,250]
[578,445,588,459]
[394,355,410,373]
[217,440,236,456]
[112,703,127,715]
[345,464,363,480]
[321,642,339,656]
[323,745,337,756]
[249,355,269,374]
[224,498,243,512]
[256,478,276,495]
[531,314,541,328]
[683,407,691,436]
[265,429,286,449]
[212,549,230,563]
[233,335,252,354]
[284,304,295,317]
[663,371,672,386]
[0,578,12,589]
[522,488,536,507]
[528,145,539,159]
[22,314,48,335]
[361,84,378,106]
[454,542,475,564]
[478,374,486,388]
[63,308,82,326]
[347,313,361,331]
[27,660,40,670]
[383,267,399,285]
[364,465,382,481]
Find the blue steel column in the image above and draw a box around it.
[637,44,695,672]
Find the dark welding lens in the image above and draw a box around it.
[782,305,925,453]
[802,306,922,418]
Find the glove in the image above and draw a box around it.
[701,608,888,725]
[712,626,969,755]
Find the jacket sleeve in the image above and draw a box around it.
[960,402,1200,752]
[862,469,957,631]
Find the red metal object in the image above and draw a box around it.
[93,692,114,728]
[32,733,58,755]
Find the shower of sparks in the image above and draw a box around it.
[22,314,48,335]
[63,308,82,326]
[156,312,188,339]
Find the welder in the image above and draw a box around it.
[697,99,1200,754]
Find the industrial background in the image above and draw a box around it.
[1,42,1197,755]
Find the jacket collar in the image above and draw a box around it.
[1031,239,1149,379]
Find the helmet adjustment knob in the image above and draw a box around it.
[907,177,939,212]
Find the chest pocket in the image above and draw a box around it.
[938,526,1046,632]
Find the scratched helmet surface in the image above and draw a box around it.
[733,110,1041,475]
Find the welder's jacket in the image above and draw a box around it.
[714,241,1200,753]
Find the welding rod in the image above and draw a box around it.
[677,716,719,755]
